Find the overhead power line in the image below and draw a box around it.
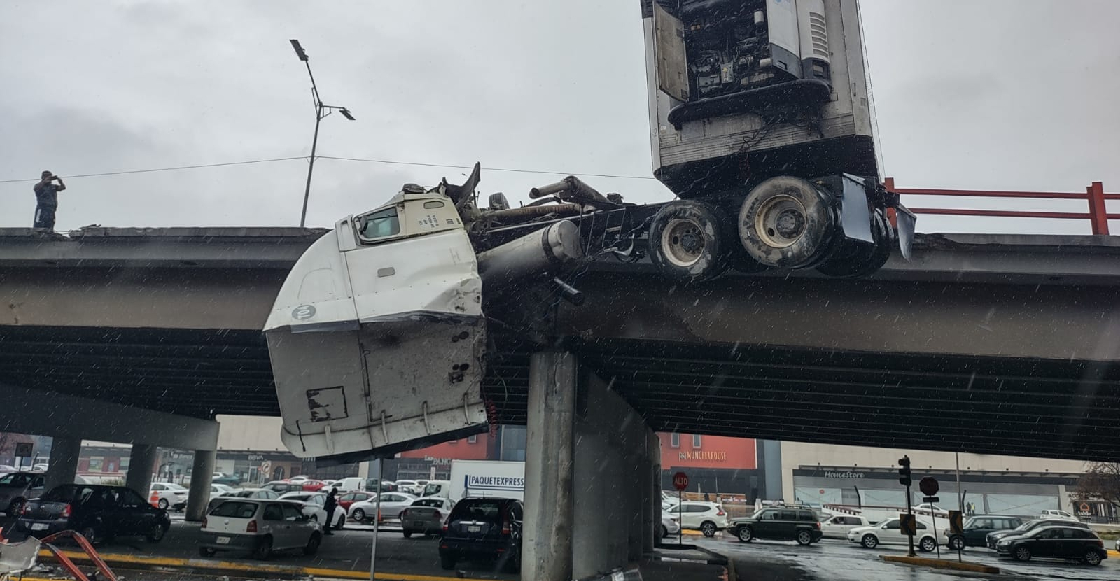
[0,156,308,184]
[0,155,657,184]
[317,155,657,180]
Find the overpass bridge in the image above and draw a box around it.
[2,227,1120,461]
[5,226,1120,579]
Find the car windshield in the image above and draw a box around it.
[6,3,1120,579]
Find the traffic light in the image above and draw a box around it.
[898,455,912,486]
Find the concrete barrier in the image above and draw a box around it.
[880,555,999,574]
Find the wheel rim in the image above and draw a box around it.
[158,499,168,509]
[1086,552,1101,565]
[353,510,364,520]
[754,194,806,249]
[738,528,751,542]
[922,538,934,551]
[10,499,24,515]
[661,218,707,267]
[863,535,876,548]
[1015,547,1029,560]
[798,531,811,544]
[702,523,715,536]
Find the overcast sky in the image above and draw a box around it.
[2,0,1118,234]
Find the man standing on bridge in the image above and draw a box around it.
[32,170,66,232]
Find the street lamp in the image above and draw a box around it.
[290,39,356,228]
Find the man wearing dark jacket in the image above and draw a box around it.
[33,170,66,231]
[323,488,338,535]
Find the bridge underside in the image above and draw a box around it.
[2,325,1117,461]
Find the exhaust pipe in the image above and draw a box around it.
[477,220,583,289]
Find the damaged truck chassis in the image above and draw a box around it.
[264,0,914,463]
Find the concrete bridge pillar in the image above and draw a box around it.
[522,351,577,581]
[185,450,216,521]
[45,436,81,491]
[522,351,658,581]
[646,429,662,553]
[124,444,158,497]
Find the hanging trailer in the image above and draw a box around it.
[265,0,914,463]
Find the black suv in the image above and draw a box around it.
[439,498,523,572]
[730,506,823,545]
[15,484,170,545]
[986,518,1089,549]
[947,515,1023,549]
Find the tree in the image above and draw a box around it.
[1077,462,1120,509]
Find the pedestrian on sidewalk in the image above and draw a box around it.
[323,487,338,535]
[33,170,67,232]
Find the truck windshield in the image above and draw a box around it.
[358,208,400,240]
[422,483,441,496]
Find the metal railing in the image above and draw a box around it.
[884,178,1116,235]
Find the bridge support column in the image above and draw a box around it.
[124,444,158,497]
[523,351,577,581]
[185,450,215,522]
[645,429,661,553]
[45,436,81,491]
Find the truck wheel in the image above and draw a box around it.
[648,201,729,283]
[815,212,890,277]
[739,176,835,268]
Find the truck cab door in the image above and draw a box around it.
[653,2,689,102]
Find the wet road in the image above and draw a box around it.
[697,535,1118,581]
[2,517,518,580]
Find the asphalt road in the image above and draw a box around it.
[2,517,519,580]
[698,534,1118,581]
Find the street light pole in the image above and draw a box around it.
[290,39,355,228]
[300,101,323,229]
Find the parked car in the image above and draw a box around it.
[394,480,421,495]
[848,517,938,552]
[348,492,418,522]
[661,512,681,538]
[986,518,1090,549]
[199,499,321,559]
[0,471,45,516]
[15,484,170,545]
[337,491,375,512]
[996,524,1107,565]
[261,481,306,495]
[669,501,728,537]
[288,476,308,482]
[439,497,523,572]
[207,488,281,513]
[731,506,823,545]
[277,492,347,530]
[820,514,874,539]
[149,482,188,511]
[944,515,1023,550]
[211,473,241,487]
[1038,509,1078,522]
[209,484,234,500]
[401,497,455,538]
[364,478,398,493]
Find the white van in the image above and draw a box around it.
[421,480,451,499]
[333,477,365,492]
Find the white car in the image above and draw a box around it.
[669,501,728,537]
[820,514,874,539]
[394,480,421,495]
[661,513,681,537]
[209,484,233,498]
[1038,509,1078,522]
[847,517,938,552]
[912,503,949,519]
[200,499,321,559]
[149,483,189,511]
[288,475,308,482]
[278,492,347,530]
[348,492,418,522]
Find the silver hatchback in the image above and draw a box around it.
[0,472,45,516]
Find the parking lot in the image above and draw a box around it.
[699,534,1119,581]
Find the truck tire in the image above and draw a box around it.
[648,200,730,283]
[738,176,835,269]
[815,212,890,277]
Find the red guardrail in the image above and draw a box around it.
[884,177,1115,235]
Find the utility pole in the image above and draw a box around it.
[289,39,356,228]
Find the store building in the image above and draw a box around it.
[657,433,760,498]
